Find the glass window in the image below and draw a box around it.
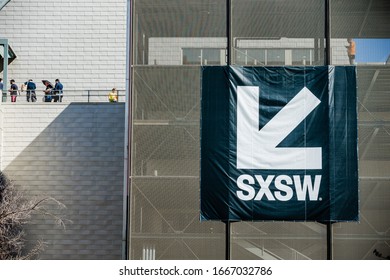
[202,48,223,65]
[292,49,312,65]
[236,49,266,65]
[183,48,225,65]
[183,49,201,65]
[267,49,285,65]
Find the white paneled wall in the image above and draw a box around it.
[0,0,127,91]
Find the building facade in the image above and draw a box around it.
[1,0,389,260]
[128,0,390,260]
[0,0,127,259]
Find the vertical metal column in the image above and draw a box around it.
[226,0,232,66]
[325,0,331,65]
[325,0,333,261]
[1,39,9,102]
[225,0,232,261]
[225,221,231,260]
[123,0,133,260]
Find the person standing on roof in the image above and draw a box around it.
[25,79,37,102]
[43,80,53,102]
[108,88,118,103]
[53,79,64,102]
[8,79,18,102]
[345,38,356,65]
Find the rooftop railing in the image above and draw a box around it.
[1,89,126,103]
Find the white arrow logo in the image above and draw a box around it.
[237,86,322,170]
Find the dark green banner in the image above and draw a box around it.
[200,66,358,222]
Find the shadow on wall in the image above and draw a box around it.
[1,103,125,260]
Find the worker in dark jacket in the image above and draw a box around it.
[9,79,18,102]
[25,79,37,102]
[53,79,63,102]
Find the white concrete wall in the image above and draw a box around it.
[0,0,127,91]
[0,103,125,259]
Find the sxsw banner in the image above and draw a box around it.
[200,66,358,222]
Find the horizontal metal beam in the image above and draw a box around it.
[134,120,199,126]
[360,176,390,181]
[133,120,390,127]
[359,120,390,127]
[131,232,390,241]
[132,175,198,179]
[132,175,390,181]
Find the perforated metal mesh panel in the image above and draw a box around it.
[130,0,390,259]
[331,1,390,260]
[130,0,227,260]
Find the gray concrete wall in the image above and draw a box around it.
[0,103,125,259]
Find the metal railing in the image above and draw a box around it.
[1,89,126,103]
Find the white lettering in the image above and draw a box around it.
[237,174,256,201]
[293,175,322,201]
[236,174,322,201]
[274,175,294,201]
[254,175,275,200]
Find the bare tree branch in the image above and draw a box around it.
[0,171,70,260]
